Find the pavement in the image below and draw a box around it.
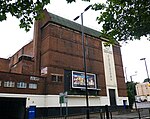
[88,109,150,119]
[111,109,150,119]
[45,109,150,119]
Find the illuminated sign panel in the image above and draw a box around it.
[72,71,97,89]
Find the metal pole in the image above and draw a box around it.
[105,105,109,119]
[143,59,150,118]
[134,93,141,119]
[81,13,89,119]
[144,59,150,82]
[74,5,91,119]
[130,73,137,82]
[130,76,133,82]
[140,58,150,82]
[60,103,62,116]
[66,101,68,118]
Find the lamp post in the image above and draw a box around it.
[74,5,92,119]
[140,58,150,118]
[130,73,137,82]
[140,58,150,82]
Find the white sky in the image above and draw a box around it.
[0,0,150,83]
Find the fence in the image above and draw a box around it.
[36,108,150,119]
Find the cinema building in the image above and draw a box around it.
[0,10,128,118]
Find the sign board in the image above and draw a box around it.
[41,67,48,75]
[72,71,97,89]
[30,76,39,81]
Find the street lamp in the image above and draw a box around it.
[130,73,137,82]
[140,58,150,82]
[129,73,141,118]
[130,74,137,82]
[74,5,92,119]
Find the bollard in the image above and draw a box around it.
[103,112,105,119]
[99,109,103,119]
[137,109,141,119]
[110,111,112,119]
[148,109,150,117]
[105,105,109,119]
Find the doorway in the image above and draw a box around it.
[0,97,26,119]
[109,89,116,106]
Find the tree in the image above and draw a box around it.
[143,78,150,83]
[126,81,137,108]
[0,0,50,31]
[92,0,150,43]
[2,0,149,43]
[0,0,89,31]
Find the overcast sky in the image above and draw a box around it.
[0,0,150,83]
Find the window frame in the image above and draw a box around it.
[51,73,63,83]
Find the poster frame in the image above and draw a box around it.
[72,71,97,90]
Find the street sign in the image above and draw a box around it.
[59,92,67,104]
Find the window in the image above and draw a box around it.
[0,81,2,86]
[51,74,63,82]
[4,81,15,87]
[29,83,37,89]
[17,82,27,88]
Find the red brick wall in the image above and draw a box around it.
[40,23,106,96]
[113,46,127,97]
[0,71,46,95]
[0,58,9,72]
[11,60,34,75]
[0,13,127,98]
[10,61,22,73]
[9,41,33,70]
[46,67,64,94]
[22,60,34,75]
[9,41,34,74]
[23,41,34,56]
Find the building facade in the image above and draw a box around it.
[0,10,128,118]
[136,82,150,102]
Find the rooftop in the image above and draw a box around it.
[48,12,102,39]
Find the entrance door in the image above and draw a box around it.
[109,89,116,106]
[0,97,26,119]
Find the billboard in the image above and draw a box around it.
[72,71,97,89]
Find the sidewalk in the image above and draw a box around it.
[44,109,150,119]
[111,109,150,119]
[89,109,150,119]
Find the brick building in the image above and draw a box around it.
[0,10,128,118]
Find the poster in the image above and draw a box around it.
[72,71,97,89]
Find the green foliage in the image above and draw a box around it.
[92,0,150,43]
[0,0,50,31]
[126,81,137,108]
[66,0,90,3]
[3,0,150,44]
[143,78,150,83]
[0,0,91,31]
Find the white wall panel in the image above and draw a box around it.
[45,95,59,107]
[0,93,128,108]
